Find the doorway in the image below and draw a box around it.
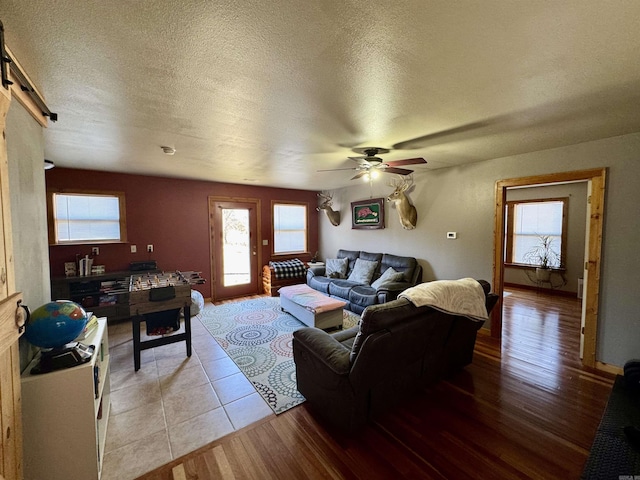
[209,197,261,300]
[492,168,606,369]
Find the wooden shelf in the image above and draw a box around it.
[52,273,132,321]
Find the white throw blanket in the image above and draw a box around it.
[399,278,488,322]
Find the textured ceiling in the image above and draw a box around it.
[2,1,640,190]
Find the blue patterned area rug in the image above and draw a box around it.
[199,296,360,414]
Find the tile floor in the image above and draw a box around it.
[101,308,274,480]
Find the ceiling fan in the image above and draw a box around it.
[319,147,427,180]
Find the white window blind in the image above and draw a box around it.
[273,204,307,254]
[512,200,563,267]
[54,193,123,243]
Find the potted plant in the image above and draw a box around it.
[522,234,561,282]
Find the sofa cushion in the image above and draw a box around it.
[308,275,332,294]
[329,279,362,299]
[349,285,377,310]
[349,298,417,364]
[326,257,348,278]
[359,251,383,264]
[371,267,406,290]
[381,253,417,283]
[359,251,383,279]
[347,258,379,284]
[331,325,359,348]
[337,249,361,276]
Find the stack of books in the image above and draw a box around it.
[76,314,99,341]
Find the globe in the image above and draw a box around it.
[25,301,88,349]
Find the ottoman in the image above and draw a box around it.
[279,284,345,330]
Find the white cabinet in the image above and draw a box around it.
[21,318,111,480]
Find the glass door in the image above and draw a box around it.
[209,198,260,300]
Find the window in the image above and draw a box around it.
[273,202,307,254]
[505,198,567,268]
[48,191,127,244]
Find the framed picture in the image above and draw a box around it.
[351,198,385,230]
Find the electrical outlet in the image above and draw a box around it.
[447,232,457,239]
[92,247,99,255]
[147,244,153,253]
[131,245,137,253]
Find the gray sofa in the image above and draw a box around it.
[306,249,422,314]
[292,279,499,432]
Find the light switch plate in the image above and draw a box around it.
[447,232,457,239]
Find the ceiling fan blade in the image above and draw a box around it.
[383,167,414,175]
[385,157,427,167]
[351,171,369,180]
[317,167,357,172]
[348,156,373,167]
[391,118,503,150]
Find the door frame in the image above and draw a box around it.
[1,67,22,480]
[492,168,606,369]
[208,196,262,301]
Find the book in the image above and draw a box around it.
[76,314,99,341]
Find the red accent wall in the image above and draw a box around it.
[46,168,319,299]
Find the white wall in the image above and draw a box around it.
[319,132,640,367]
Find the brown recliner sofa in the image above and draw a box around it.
[292,279,499,432]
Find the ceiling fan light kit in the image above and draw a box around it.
[320,146,427,181]
[362,170,380,182]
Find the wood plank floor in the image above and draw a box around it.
[138,287,615,479]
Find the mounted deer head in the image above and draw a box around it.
[387,175,417,230]
[317,191,341,226]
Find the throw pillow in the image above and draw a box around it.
[326,257,348,279]
[371,267,406,290]
[347,258,379,284]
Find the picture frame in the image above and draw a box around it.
[351,198,385,229]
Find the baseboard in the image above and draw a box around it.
[596,361,623,375]
[504,282,579,298]
[477,327,491,337]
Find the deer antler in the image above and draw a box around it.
[388,177,401,188]
[401,174,414,191]
[318,191,333,205]
[388,175,413,190]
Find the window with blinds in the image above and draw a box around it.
[49,191,127,244]
[506,198,567,268]
[273,202,307,254]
